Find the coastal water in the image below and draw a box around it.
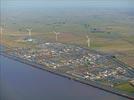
[0,55,129,100]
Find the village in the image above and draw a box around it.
[5,42,134,87]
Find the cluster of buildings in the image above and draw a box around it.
[6,42,134,87]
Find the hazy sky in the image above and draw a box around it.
[2,0,134,8]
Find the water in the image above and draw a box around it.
[0,55,129,100]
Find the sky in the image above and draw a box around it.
[1,0,134,9]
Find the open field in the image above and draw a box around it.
[115,82,134,94]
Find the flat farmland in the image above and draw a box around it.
[1,7,134,67]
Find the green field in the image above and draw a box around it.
[115,82,134,94]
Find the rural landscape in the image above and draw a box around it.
[1,0,134,100]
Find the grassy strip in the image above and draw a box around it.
[115,82,134,94]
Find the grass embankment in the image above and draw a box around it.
[115,82,134,94]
